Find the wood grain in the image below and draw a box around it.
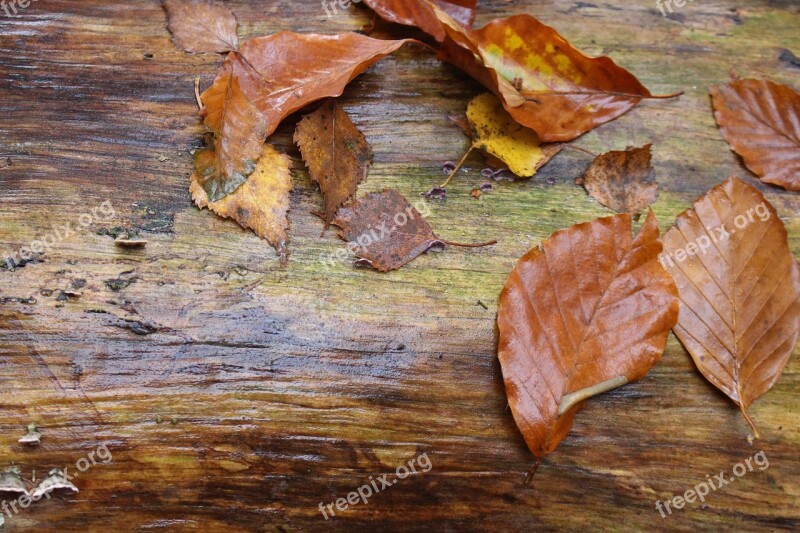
[0,1,799,531]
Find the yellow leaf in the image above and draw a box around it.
[190,145,292,261]
[466,93,558,177]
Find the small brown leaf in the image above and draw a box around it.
[195,73,268,202]
[710,79,800,191]
[294,99,373,229]
[497,211,679,460]
[163,0,238,54]
[362,0,477,42]
[661,177,800,437]
[583,144,659,214]
[191,145,293,260]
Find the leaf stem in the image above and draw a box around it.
[739,404,761,440]
[524,457,541,486]
[194,77,203,111]
[440,144,475,188]
[559,143,598,158]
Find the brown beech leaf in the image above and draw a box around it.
[163,0,238,54]
[294,99,373,229]
[497,212,679,461]
[435,9,668,142]
[661,177,800,437]
[195,72,268,202]
[211,33,414,138]
[710,79,800,191]
[362,0,477,42]
[191,145,292,260]
[583,144,659,214]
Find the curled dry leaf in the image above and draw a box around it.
[215,33,415,138]
[583,144,659,214]
[294,99,373,229]
[163,0,238,54]
[661,177,800,437]
[466,93,560,178]
[710,79,800,191]
[191,145,293,260]
[497,212,679,461]
[434,9,666,142]
[195,73,268,202]
[363,0,477,42]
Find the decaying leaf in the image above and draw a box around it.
[163,0,238,54]
[30,469,79,500]
[435,9,669,142]
[661,177,800,437]
[0,466,28,496]
[465,93,560,177]
[191,145,293,260]
[583,144,659,214]
[710,79,800,191]
[214,33,415,138]
[497,212,679,461]
[363,0,477,42]
[294,99,373,229]
[195,73,268,202]
[331,190,494,272]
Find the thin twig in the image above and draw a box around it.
[440,144,476,188]
[194,77,203,111]
[440,239,497,248]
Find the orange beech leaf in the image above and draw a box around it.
[497,212,679,461]
[363,0,476,41]
[710,79,800,191]
[209,33,415,138]
[191,145,293,260]
[434,9,671,142]
[194,73,268,202]
[661,177,800,438]
[294,99,373,229]
[163,0,238,54]
[583,144,659,214]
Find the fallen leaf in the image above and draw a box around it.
[583,144,659,214]
[435,9,669,142]
[363,0,476,42]
[465,93,560,178]
[163,0,238,54]
[710,79,800,191]
[213,33,415,138]
[191,145,293,260]
[497,211,679,461]
[661,177,800,437]
[294,99,373,229]
[195,73,268,202]
[331,190,494,271]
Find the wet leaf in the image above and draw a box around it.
[583,144,659,214]
[435,10,667,142]
[195,73,268,202]
[363,0,476,42]
[497,212,679,460]
[466,93,560,177]
[710,79,800,191]
[191,145,293,260]
[163,0,238,54]
[661,177,800,437]
[213,33,414,138]
[294,99,373,229]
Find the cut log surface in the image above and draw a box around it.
[1,1,799,531]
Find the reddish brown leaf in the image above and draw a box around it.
[710,79,800,191]
[661,177,800,437]
[210,33,414,138]
[497,212,679,460]
[194,73,268,202]
[435,9,665,142]
[294,99,373,229]
[583,144,659,214]
[163,0,238,54]
[363,0,477,41]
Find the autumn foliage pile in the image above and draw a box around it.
[165,0,800,472]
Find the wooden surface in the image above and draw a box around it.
[1,0,799,531]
